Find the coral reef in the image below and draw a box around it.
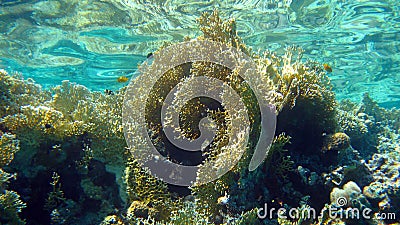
[187,12,339,223]
[100,215,124,225]
[0,69,51,118]
[276,199,314,225]
[363,153,400,223]
[330,181,370,208]
[337,99,381,157]
[274,56,337,155]
[0,190,26,225]
[337,93,400,157]
[168,201,210,225]
[44,172,65,210]
[0,9,399,225]
[321,132,350,154]
[1,161,25,224]
[124,160,173,221]
[0,112,25,224]
[0,70,125,224]
[197,10,250,55]
[0,131,20,167]
[326,181,375,224]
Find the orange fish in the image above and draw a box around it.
[117,76,129,83]
[323,63,332,73]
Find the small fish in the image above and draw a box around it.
[217,192,230,205]
[323,63,332,73]
[147,52,153,58]
[117,76,129,83]
[104,89,114,95]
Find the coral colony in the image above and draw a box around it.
[1,10,399,225]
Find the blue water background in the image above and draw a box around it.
[0,0,399,107]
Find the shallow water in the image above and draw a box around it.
[0,0,399,107]
[1,2,400,225]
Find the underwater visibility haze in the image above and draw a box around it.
[0,0,400,225]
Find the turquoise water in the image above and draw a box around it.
[1,1,400,225]
[0,0,399,107]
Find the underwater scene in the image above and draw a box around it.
[0,0,400,225]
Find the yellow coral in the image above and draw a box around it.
[0,69,50,118]
[263,133,293,180]
[1,78,127,162]
[0,132,20,167]
[100,215,124,225]
[51,80,125,140]
[124,160,173,221]
[191,172,233,219]
[197,9,250,55]
[127,200,156,219]
[273,46,335,112]
[0,190,26,225]
[0,9,343,225]
[322,132,350,153]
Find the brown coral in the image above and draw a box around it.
[124,160,173,221]
[0,132,20,167]
[0,69,51,118]
[322,132,350,154]
[197,9,250,55]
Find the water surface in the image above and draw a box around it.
[0,0,399,106]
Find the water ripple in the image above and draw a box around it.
[0,0,398,106]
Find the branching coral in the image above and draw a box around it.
[273,50,337,156]
[124,10,274,222]
[51,81,127,165]
[197,9,250,55]
[264,133,293,180]
[1,71,128,223]
[1,8,357,225]
[51,80,125,139]
[168,201,210,225]
[0,131,20,167]
[190,173,233,221]
[0,69,51,118]
[145,10,339,223]
[1,145,25,225]
[0,168,14,191]
[1,77,127,168]
[124,159,173,221]
[270,46,335,113]
[45,172,66,212]
[0,80,26,223]
[51,80,92,116]
[1,105,65,143]
[0,190,26,225]
[0,168,25,225]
